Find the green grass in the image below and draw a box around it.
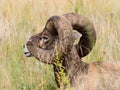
[0,0,120,90]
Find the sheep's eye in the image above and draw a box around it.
[42,36,48,40]
[39,37,42,40]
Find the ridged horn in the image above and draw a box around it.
[64,13,96,57]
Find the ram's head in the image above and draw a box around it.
[23,13,96,63]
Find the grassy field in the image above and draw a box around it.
[0,0,120,90]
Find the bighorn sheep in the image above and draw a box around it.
[23,13,120,90]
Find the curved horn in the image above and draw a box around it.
[44,16,74,52]
[25,16,74,64]
[64,13,96,57]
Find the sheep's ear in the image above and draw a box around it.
[73,31,82,39]
[73,31,82,45]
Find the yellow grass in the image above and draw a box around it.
[0,0,120,90]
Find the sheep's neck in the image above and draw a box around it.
[53,46,89,88]
[66,46,89,85]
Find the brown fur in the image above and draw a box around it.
[72,61,120,90]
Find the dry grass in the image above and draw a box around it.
[0,0,120,90]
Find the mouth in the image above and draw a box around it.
[23,44,31,57]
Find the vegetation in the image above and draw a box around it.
[0,0,120,90]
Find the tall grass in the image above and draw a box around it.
[0,0,120,90]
